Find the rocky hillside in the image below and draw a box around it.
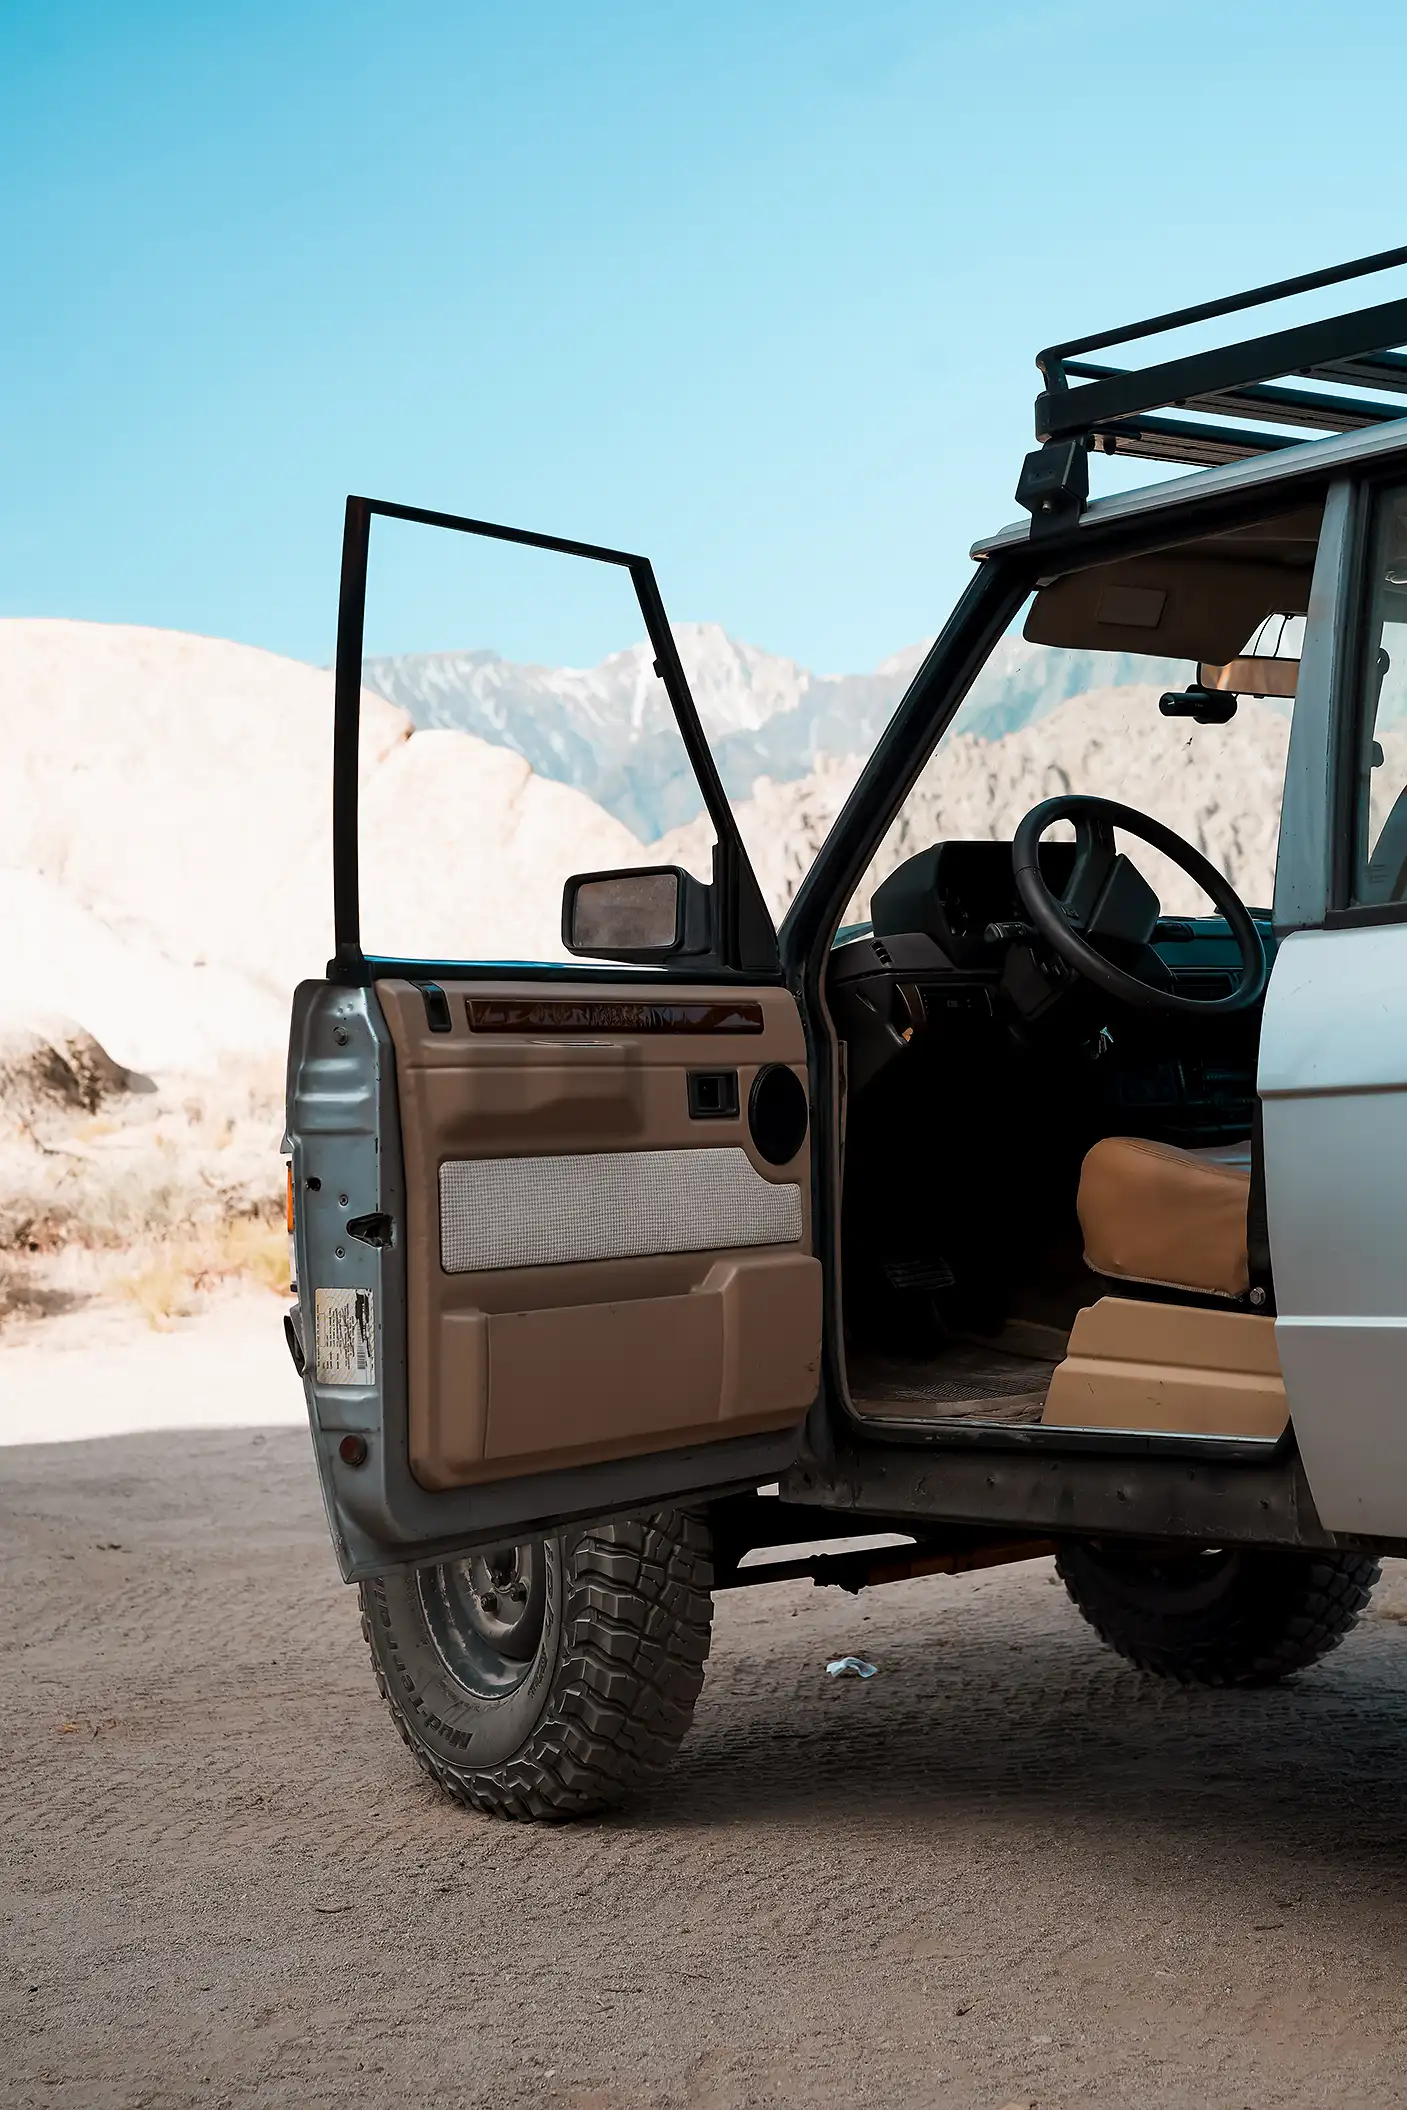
[2,618,1304,1080]
[0,616,1316,1330]
[0,619,637,1074]
[363,626,1189,839]
[662,685,1296,924]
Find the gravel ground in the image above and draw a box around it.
[6,1395,1407,2107]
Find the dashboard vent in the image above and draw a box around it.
[1173,970,1237,1000]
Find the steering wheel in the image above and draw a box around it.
[1011,794,1268,1017]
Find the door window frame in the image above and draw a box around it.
[1319,469,1407,931]
[782,468,1350,1459]
[786,470,1349,972]
[329,495,780,987]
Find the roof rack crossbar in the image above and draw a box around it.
[1037,294,1407,445]
[1066,361,1406,435]
[1037,242,1407,381]
[1088,414,1297,469]
[1311,349,1407,396]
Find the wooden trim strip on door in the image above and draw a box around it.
[464,998,766,1035]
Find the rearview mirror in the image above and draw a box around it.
[562,865,713,962]
[1159,651,1301,725]
[1198,655,1299,699]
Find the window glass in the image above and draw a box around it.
[1350,486,1407,906]
[355,515,715,964]
[843,524,1318,934]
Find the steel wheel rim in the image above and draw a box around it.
[417,1540,549,1698]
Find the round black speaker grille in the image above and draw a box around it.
[748,1063,808,1166]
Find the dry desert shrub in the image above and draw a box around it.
[114,1218,289,1329]
[0,1022,287,1328]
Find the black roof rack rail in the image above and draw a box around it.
[1016,244,1407,533]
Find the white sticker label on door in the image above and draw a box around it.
[315,1287,376,1386]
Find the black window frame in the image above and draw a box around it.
[1323,471,1407,930]
[781,469,1344,1469]
[785,468,1343,979]
[328,495,780,988]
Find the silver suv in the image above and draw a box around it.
[286,245,1407,1817]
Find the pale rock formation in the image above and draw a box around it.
[1,620,1314,1084]
[657,686,1296,925]
[0,620,639,1072]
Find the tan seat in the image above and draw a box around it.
[1076,1135,1251,1300]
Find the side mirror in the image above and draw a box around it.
[561,865,713,963]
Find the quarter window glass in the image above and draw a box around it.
[1350,488,1407,906]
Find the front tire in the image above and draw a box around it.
[1057,1539,1380,1687]
[359,1509,712,1819]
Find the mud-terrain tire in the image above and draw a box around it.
[359,1509,712,1819]
[1056,1540,1380,1687]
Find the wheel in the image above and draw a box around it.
[1056,1539,1380,1687]
[359,1509,712,1819]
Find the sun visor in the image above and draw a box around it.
[1024,554,1312,662]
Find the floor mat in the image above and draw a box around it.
[848,1340,1059,1424]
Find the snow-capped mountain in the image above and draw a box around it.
[361,624,1190,839]
[362,624,809,838]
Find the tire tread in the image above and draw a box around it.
[359,1508,712,1820]
[1056,1542,1380,1687]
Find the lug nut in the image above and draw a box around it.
[507,1581,529,1603]
[480,1590,499,1614]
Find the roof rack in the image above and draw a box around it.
[1016,245,1407,532]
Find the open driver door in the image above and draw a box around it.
[285,499,822,1579]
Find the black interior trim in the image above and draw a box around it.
[853,1412,1290,1466]
[1322,900,1407,930]
[353,957,786,987]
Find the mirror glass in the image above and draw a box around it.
[570,869,679,952]
[1199,655,1299,698]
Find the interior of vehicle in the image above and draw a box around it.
[829,500,1324,1446]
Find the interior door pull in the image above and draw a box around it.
[416,983,453,1032]
[687,1069,740,1119]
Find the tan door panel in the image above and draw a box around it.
[377,979,820,1489]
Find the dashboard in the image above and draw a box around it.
[865,838,1080,964]
[827,839,1275,1143]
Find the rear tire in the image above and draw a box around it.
[360,1509,712,1819]
[1056,1539,1380,1687]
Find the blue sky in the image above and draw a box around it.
[4,0,1407,675]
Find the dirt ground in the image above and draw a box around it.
[6,1318,1407,2108]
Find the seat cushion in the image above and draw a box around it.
[1077,1135,1251,1299]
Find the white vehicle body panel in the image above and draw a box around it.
[1261,922,1407,1536]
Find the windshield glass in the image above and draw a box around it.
[841,618,1295,929]
[833,495,1326,938]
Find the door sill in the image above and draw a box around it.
[849,1408,1286,1466]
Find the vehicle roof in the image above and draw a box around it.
[971,410,1407,563]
